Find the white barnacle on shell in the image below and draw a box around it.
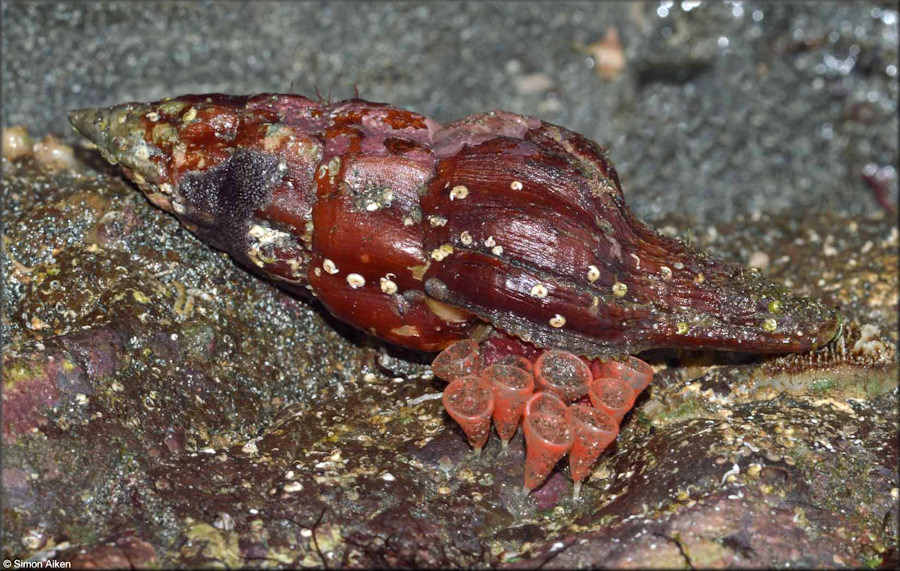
[587,265,600,283]
[380,277,398,294]
[323,258,339,274]
[450,185,469,200]
[510,180,523,191]
[460,231,473,245]
[549,314,567,328]
[530,284,549,298]
[346,273,366,289]
[430,244,454,261]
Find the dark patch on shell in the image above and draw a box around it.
[180,148,282,247]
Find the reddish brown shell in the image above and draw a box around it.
[69,93,842,358]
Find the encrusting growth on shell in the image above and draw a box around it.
[380,277,398,294]
[450,185,469,200]
[549,314,567,328]
[530,284,549,299]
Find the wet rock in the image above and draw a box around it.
[64,535,157,569]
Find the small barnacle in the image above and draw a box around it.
[510,180,523,191]
[762,318,777,332]
[549,314,567,328]
[694,273,705,285]
[323,258,339,274]
[146,111,159,122]
[587,265,600,283]
[431,244,454,261]
[460,231,473,245]
[380,277,398,294]
[768,300,782,314]
[492,245,504,256]
[484,236,496,248]
[676,322,689,335]
[612,282,627,297]
[182,107,198,123]
[530,284,549,299]
[428,215,448,227]
[347,273,366,289]
[403,216,414,227]
[450,185,469,200]
[659,266,673,280]
[365,202,379,212]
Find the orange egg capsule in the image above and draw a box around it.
[522,392,573,492]
[492,353,534,375]
[442,374,494,455]
[591,356,654,393]
[588,377,637,424]
[485,364,534,448]
[533,350,593,403]
[566,405,619,499]
[432,339,481,382]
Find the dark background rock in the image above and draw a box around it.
[2,1,898,568]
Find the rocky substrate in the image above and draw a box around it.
[2,139,897,568]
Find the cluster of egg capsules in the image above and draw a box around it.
[432,340,653,499]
